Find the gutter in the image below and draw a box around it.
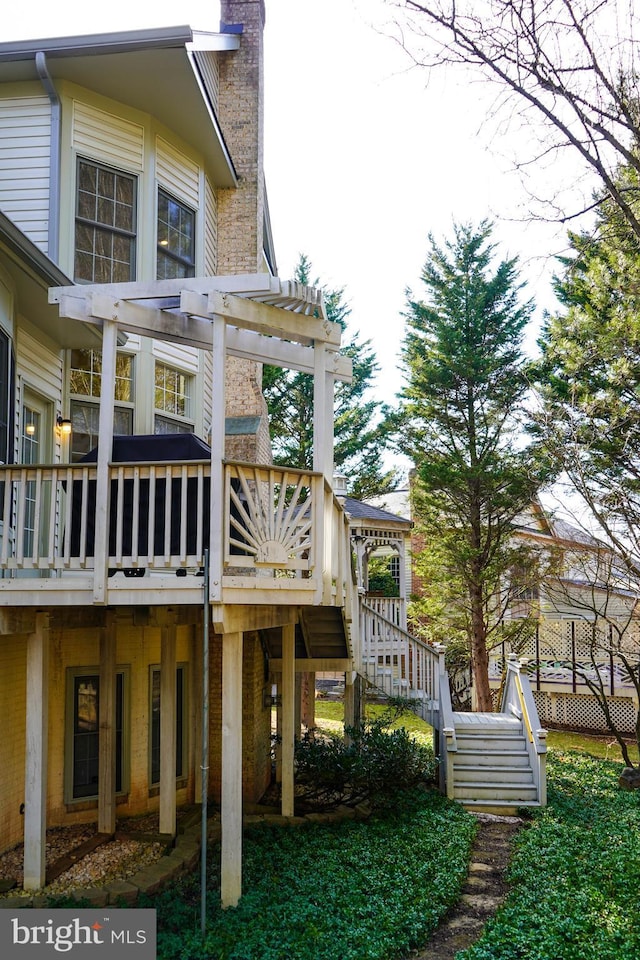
[34,52,60,264]
[0,25,194,62]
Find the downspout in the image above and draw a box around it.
[35,52,60,264]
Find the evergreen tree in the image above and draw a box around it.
[534,164,640,570]
[400,221,547,710]
[534,183,640,761]
[263,255,398,500]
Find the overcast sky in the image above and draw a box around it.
[4,0,582,401]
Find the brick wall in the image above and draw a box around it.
[217,0,266,275]
[217,1,272,458]
[0,637,27,853]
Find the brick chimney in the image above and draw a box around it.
[217,0,266,274]
[217,1,271,462]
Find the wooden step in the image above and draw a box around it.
[455,749,529,768]
[453,712,522,733]
[455,734,527,753]
[453,764,534,784]
[454,780,538,802]
[460,799,543,814]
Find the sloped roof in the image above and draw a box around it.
[343,496,411,526]
[0,25,239,187]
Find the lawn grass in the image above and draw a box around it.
[314,697,435,747]
[315,697,639,764]
[545,727,639,764]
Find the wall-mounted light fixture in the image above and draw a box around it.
[25,422,36,436]
[56,415,72,436]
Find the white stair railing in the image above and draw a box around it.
[436,644,457,799]
[501,654,548,805]
[360,601,441,726]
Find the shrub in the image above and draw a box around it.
[293,705,436,811]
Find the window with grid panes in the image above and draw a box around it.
[154,361,193,433]
[75,158,136,283]
[149,666,187,785]
[66,671,125,800]
[69,349,134,460]
[157,189,195,279]
[0,329,14,465]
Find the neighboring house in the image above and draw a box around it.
[493,504,640,735]
[378,478,639,735]
[0,2,356,907]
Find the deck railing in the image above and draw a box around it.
[363,595,406,630]
[360,601,441,725]
[0,460,352,607]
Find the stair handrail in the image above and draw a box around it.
[433,643,457,799]
[360,601,441,711]
[360,601,442,671]
[501,654,547,805]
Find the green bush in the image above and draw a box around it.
[293,710,436,811]
[458,752,640,960]
[147,789,475,960]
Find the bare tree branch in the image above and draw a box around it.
[384,0,640,237]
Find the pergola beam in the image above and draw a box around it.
[53,287,350,375]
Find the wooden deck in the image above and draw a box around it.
[0,460,352,610]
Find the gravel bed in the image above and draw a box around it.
[0,824,166,898]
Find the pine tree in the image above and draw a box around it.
[400,221,547,710]
[263,255,398,500]
[534,173,640,760]
[534,163,640,570]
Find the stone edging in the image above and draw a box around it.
[0,803,367,909]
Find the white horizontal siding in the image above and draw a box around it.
[0,97,51,249]
[152,340,200,375]
[204,176,217,276]
[156,137,199,209]
[72,101,144,171]
[17,327,63,401]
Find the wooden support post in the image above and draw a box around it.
[281,623,296,817]
[300,672,316,732]
[159,611,177,837]
[221,630,243,908]
[98,611,117,835]
[93,318,117,604]
[274,672,282,784]
[312,342,335,480]
[210,316,226,603]
[23,612,49,891]
[295,673,302,738]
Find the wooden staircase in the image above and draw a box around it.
[299,607,351,660]
[450,712,540,809]
[359,601,441,727]
[359,599,547,810]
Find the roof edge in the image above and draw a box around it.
[0,25,195,62]
[0,211,71,287]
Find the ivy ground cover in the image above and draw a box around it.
[150,790,475,960]
[458,752,640,960]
